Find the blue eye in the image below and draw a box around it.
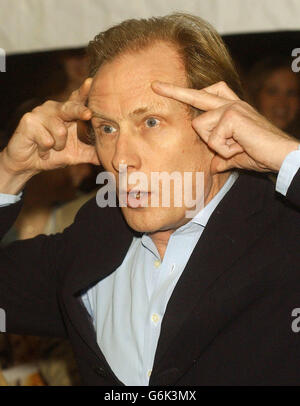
[101,125,117,135]
[145,117,160,128]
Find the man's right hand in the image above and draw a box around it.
[0,78,100,195]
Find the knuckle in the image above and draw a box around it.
[43,100,55,107]
[55,125,67,137]
[218,80,228,89]
[32,100,57,115]
[41,136,54,148]
[223,106,238,120]
[21,112,35,125]
[222,148,232,159]
[224,101,250,121]
[42,100,56,110]
[60,100,72,113]
[231,101,244,112]
[237,100,249,111]
[32,105,42,114]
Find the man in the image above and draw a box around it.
[0,13,300,385]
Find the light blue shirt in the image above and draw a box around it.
[1,146,300,386]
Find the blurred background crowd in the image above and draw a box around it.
[0,0,300,386]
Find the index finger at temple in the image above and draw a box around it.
[59,101,92,121]
[203,81,240,101]
[151,81,231,111]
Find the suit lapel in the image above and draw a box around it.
[150,173,280,385]
[61,203,134,384]
[62,290,125,384]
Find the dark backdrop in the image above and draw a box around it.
[1,30,300,137]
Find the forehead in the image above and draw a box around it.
[88,42,188,117]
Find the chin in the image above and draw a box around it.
[120,207,158,233]
[120,206,185,234]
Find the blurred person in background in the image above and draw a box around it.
[247,55,300,137]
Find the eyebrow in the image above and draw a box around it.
[87,104,164,125]
[90,111,118,124]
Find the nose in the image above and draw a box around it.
[112,130,141,174]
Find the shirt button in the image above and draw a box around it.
[154,260,161,268]
[151,313,160,324]
[147,370,152,377]
[93,366,107,377]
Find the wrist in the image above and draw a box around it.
[0,150,37,195]
[270,139,300,172]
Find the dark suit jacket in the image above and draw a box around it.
[1,170,300,386]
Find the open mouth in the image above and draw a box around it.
[127,190,150,208]
[132,191,141,199]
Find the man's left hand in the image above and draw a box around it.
[152,80,299,174]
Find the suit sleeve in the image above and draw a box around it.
[0,197,69,338]
[286,168,300,208]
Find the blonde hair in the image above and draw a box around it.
[87,13,244,98]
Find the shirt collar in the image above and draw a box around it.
[191,171,239,228]
[142,171,239,247]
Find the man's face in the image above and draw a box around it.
[88,42,214,233]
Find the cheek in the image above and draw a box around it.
[154,137,194,171]
[167,140,208,175]
[183,126,209,158]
